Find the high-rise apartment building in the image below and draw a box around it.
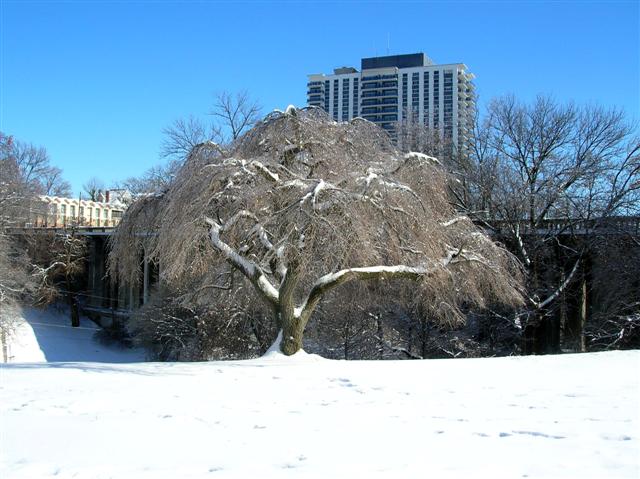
[307,53,475,152]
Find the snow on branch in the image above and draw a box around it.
[533,258,581,310]
[205,216,279,304]
[441,216,468,227]
[297,251,460,321]
[404,151,441,166]
[251,160,280,183]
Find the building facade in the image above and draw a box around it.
[31,190,129,228]
[307,53,475,152]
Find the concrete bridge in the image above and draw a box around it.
[481,215,640,237]
[9,215,639,340]
[9,225,156,328]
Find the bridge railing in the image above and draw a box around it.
[482,216,640,236]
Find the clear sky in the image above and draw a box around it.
[2,0,639,195]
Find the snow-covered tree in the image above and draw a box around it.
[110,107,523,355]
[30,230,87,327]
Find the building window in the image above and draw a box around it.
[402,73,408,109]
[60,204,67,216]
[433,70,440,129]
[353,78,359,116]
[324,80,330,112]
[70,205,76,217]
[423,71,430,124]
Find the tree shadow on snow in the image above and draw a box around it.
[18,307,146,364]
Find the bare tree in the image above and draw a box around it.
[30,231,87,327]
[42,166,72,197]
[110,107,523,356]
[12,141,52,187]
[149,91,262,197]
[115,159,184,196]
[11,140,72,198]
[0,232,37,361]
[161,116,222,162]
[83,177,105,201]
[458,95,640,352]
[211,91,262,143]
[0,134,39,358]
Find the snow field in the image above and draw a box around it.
[1,349,638,478]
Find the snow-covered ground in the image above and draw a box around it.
[3,306,145,363]
[1,308,638,478]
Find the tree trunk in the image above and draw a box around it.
[279,309,304,355]
[343,321,350,360]
[70,294,80,328]
[376,314,384,359]
[1,329,7,363]
[66,276,80,328]
[420,315,430,359]
[563,253,589,352]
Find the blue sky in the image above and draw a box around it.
[2,0,639,195]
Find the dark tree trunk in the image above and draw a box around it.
[69,293,80,328]
[376,314,384,359]
[66,276,80,328]
[420,315,430,359]
[343,321,350,360]
[279,309,304,356]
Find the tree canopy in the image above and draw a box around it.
[110,107,523,355]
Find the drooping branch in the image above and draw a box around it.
[296,251,459,324]
[532,257,581,310]
[205,216,279,305]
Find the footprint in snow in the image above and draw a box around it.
[512,430,565,439]
[602,434,632,441]
[330,378,353,386]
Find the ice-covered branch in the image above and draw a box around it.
[297,251,459,323]
[205,216,279,304]
[534,258,581,310]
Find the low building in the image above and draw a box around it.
[32,191,127,228]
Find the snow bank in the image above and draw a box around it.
[260,330,324,363]
[1,350,638,478]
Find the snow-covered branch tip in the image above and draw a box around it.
[404,151,441,166]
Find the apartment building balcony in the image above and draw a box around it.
[361,81,398,90]
[360,113,398,122]
[361,89,398,99]
[361,97,397,106]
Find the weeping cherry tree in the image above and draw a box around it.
[109,107,523,356]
